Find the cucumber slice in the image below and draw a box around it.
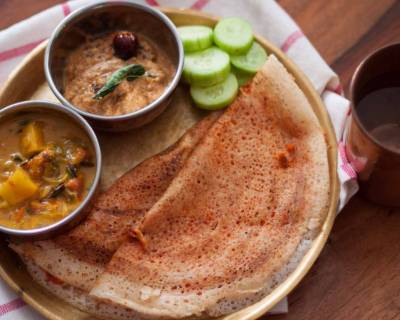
[231,66,253,86]
[190,73,238,110]
[213,17,253,54]
[183,47,230,87]
[230,42,267,74]
[177,25,213,52]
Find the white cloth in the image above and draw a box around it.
[0,0,358,318]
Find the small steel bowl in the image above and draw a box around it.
[0,100,102,240]
[45,1,184,132]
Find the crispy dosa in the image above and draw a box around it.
[91,55,330,319]
[24,259,141,320]
[10,112,220,293]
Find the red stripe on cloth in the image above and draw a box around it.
[325,83,344,96]
[191,0,210,10]
[280,30,304,53]
[145,0,160,6]
[334,83,344,95]
[0,298,26,316]
[340,110,351,139]
[340,163,356,179]
[61,2,71,16]
[338,142,357,178]
[0,39,45,63]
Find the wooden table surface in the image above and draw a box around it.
[1,1,399,319]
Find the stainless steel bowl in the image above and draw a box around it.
[45,1,184,132]
[0,100,102,240]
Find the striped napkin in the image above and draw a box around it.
[0,0,358,318]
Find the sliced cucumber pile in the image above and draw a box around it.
[177,17,268,110]
[177,26,213,52]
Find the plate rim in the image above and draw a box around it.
[0,8,339,320]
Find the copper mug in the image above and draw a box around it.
[346,43,400,206]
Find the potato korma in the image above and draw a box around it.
[0,112,96,230]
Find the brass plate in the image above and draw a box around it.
[0,8,339,320]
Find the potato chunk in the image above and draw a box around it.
[20,121,45,157]
[0,167,38,205]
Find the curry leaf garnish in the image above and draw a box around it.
[66,164,78,178]
[48,184,65,199]
[93,64,145,100]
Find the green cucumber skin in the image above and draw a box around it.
[183,63,231,87]
[177,26,213,52]
[231,66,253,86]
[183,47,231,87]
[190,73,239,110]
[230,42,268,74]
[214,37,253,55]
[213,17,254,55]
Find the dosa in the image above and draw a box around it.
[91,56,330,319]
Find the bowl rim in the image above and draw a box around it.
[44,0,184,122]
[0,100,102,237]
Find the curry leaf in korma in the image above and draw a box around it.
[93,64,145,100]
